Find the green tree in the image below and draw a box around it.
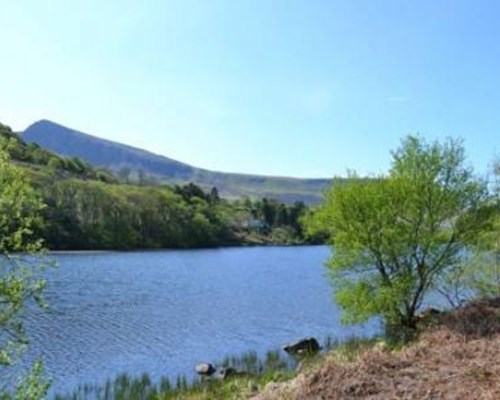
[47,156,63,171]
[209,186,220,204]
[311,136,488,340]
[117,166,132,183]
[474,158,500,296]
[261,198,276,228]
[0,150,49,398]
[443,159,500,305]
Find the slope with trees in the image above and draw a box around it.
[22,119,332,205]
[1,122,313,251]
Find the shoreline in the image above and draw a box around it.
[44,242,326,255]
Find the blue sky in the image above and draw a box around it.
[1,0,499,177]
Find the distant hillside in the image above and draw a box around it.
[0,121,116,183]
[1,121,319,250]
[23,120,332,204]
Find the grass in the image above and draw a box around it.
[53,349,296,400]
[53,336,377,400]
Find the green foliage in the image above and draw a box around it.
[0,123,116,183]
[0,152,45,253]
[440,157,500,304]
[1,122,314,250]
[35,179,228,250]
[470,158,500,297]
[24,120,332,204]
[225,197,310,245]
[26,176,311,250]
[311,136,489,338]
[24,171,311,250]
[0,150,49,397]
[11,361,50,400]
[55,348,296,400]
[55,335,386,400]
[470,221,500,298]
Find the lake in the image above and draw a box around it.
[21,246,379,395]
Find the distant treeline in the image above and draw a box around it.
[0,123,321,250]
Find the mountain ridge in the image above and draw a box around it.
[23,120,332,204]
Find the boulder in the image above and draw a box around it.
[195,363,216,376]
[283,337,320,356]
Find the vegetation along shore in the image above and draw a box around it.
[51,298,500,399]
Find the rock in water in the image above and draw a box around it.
[283,337,320,356]
[195,363,215,376]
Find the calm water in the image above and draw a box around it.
[22,246,379,395]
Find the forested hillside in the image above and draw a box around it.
[1,122,316,250]
[23,120,332,204]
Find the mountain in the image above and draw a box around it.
[23,120,332,204]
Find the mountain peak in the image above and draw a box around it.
[25,119,85,140]
[28,119,61,129]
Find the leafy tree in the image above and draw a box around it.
[0,150,49,398]
[117,166,132,183]
[174,183,209,202]
[137,170,147,186]
[311,136,489,340]
[275,203,289,226]
[47,156,63,171]
[209,187,220,204]
[444,157,500,302]
[289,201,306,233]
[471,158,500,297]
[261,198,276,228]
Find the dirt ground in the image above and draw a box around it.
[255,298,500,400]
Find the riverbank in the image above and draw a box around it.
[256,297,500,399]
[53,336,373,399]
[52,298,500,399]
[56,297,500,399]
[41,227,321,253]
[45,238,322,254]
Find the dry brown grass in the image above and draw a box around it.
[255,298,500,400]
